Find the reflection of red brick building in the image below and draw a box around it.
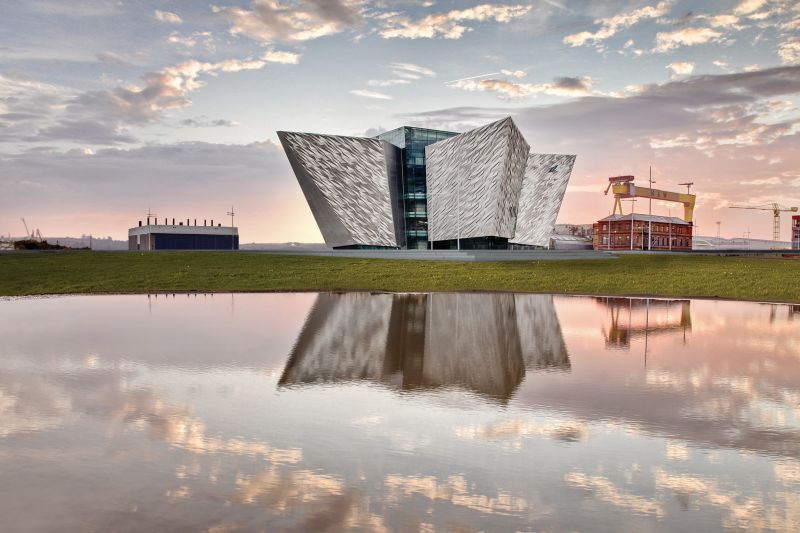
[592,214,693,251]
[793,215,800,250]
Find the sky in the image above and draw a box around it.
[1,0,799,242]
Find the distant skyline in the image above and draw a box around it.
[1,0,799,242]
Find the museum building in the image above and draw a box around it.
[278,117,575,250]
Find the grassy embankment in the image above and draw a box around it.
[1,251,798,302]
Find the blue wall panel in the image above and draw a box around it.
[152,234,238,250]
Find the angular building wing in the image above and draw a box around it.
[278,131,400,248]
[511,154,576,247]
[425,117,530,242]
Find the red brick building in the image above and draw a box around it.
[593,214,693,251]
[793,215,800,250]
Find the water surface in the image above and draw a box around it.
[1,293,799,531]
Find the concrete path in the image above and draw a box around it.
[246,249,616,262]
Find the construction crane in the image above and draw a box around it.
[605,175,696,222]
[20,218,31,239]
[729,203,798,241]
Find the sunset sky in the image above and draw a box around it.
[1,0,799,242]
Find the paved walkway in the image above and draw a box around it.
[248,249,615,262]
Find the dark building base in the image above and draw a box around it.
[430,237,509,250]
[333,245,400,250]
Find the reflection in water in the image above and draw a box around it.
[597,297,692,349]
[280,293,569,400]
[1,293,800,531]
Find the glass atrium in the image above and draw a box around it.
[377,126,458,249]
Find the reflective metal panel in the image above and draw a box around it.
[511,153,576,247]
[426,117,530,241]
[278,131,398,248]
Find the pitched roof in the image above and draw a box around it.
[597,214,691,225]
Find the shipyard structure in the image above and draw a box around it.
[128,217,238,250]
[278,117,575,250]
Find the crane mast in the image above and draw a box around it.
[729,203,798,241]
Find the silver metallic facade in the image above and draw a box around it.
[278,117,575,249]
[277,131,400,248]
[425,117,530,242]
[510,154,576,247]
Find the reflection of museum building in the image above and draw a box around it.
[278,117,575,250]
[280,292,570,401]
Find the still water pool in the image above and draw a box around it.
[1,293,799,532]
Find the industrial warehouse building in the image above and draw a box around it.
[592,214,693,251]
[128,218,238,250]
[278,117,575,250]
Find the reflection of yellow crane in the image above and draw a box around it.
[604,176,696,222]
[729,203,798,242]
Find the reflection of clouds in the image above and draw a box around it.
[774,461,800,485]
[665,442,689,461]
[235,469,388,531]
[165,485,191,503]
[654,468,800,531]
[0,355,302,465]
[236,468,343,506]
[565,472,664,517]
[0,379,72,437]
[384,474,529,516]
[454,418,587,448]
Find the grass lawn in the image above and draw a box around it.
[1,251,799,302]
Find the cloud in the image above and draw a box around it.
[388,62,436,79]
[261,49,301,64]
[366,79,411,87]
[667,61,695,78]
[378,4,531,39]
[95,51,136,67]
[409,65,800,151]
[73,53,295,125]
[1,51,300,146]
[214,0,362,43]
[563,1,672,47]
[180,117,239,127]
[154,10,182,24]
[349,89,392,100]
[704,14,741,28]
[447,75,594,99]
[654,27,723,53]
[167,31,215,51]
[501,69,526,78]
[739,176,782,185]
[734,0,767,16]
[779,39,800,64]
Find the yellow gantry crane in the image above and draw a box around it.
[604,176,696,222]
[729,203,798,241]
